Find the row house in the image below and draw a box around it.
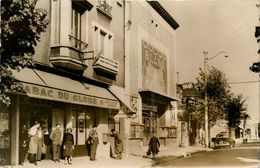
[0,0,179,165]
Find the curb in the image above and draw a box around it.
[152,150,207,166]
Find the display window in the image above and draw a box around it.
[130,124,143,139]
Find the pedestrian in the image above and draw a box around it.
[28,121,40,165]
[36,126,44,161]
[112,129,123,159]
[62,128,74,165]
[19,124,29,165]
[43,129,51,159]
[50,123,62,162]
[148,132,160,159]
[87,126,99,161]
[108,129,116,158]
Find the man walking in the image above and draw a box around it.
[50,123,62,162]
[148,132,160,159]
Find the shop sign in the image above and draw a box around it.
[23,83,120,109]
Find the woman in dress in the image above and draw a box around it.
[28,121,40,165]
[36,126,44,161]
[87,127,99,161]
[62,128,74,164]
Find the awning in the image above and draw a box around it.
[12,68,120,109]
[139,89,179,104]
[108,85,137,113]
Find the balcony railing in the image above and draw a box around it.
[69,35,88,51]
[93,54,119,76]
[50,36,89,72]
[96,0,112,20]
[50,45,88,71]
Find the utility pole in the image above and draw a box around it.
[203,51,228,148]
[257,1,260,139]
[203,51,209,148]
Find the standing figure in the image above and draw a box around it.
[112,129,123,159]
[108,129,116,158]
[28,122,40,165]
[36,126,44,161]
[87,127,99,161]
[62,128,74,165]
[43,129,51,159]
[19,124,29,165]
[148,132,160,159]
[50,123,62,162]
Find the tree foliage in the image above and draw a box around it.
[193,66,231,123]
[225,95,248,129]
[0,0,48,105]
[250,62,260,73]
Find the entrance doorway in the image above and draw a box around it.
[142,111,158,145]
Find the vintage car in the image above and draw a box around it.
[212,132,235,149]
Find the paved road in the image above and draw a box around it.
[156,143,260,167]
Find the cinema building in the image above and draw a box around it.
[0,0,179,165]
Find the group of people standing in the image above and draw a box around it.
[19,121,45,165]
[85,127,123,160]
[20,122,160,165]
[19,122,74,165]
[19,122,124,166]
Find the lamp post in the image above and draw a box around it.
[203,51,228,148]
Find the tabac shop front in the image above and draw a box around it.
[8,68,119,165]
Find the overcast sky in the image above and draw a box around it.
[161,0,260,123]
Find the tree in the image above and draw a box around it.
[191,66,232,146]
[225,95,248,138]
[0,0,48,105]
[249,26,260,73]
[250,62,260,73]
[193,66,231,123]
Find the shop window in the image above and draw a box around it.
[77,112,86,145]
[130,124,143,139]
[159,127,177,138]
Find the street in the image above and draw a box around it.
[155,142,260,168]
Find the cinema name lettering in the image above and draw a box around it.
[23,84,119,109]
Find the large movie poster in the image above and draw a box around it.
[142,40,167,94]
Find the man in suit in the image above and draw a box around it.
[50,123,62,162]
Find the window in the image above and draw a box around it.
[69,5,88,51]
[159,127,177,138]
[71,7,81,40]
[93,24,113,58]
[130,124,144,139]
[70,6,82,50]
[100,32,106,55]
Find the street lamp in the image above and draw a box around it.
[203,51,228,148]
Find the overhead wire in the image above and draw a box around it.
[229,80,260,84]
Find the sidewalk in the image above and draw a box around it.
[11,146,211,168]
[149,146,213,166]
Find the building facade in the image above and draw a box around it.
[110,1,180,155]
[0,0,179,165]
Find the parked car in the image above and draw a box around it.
[212,132,235,149]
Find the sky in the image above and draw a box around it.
[161,0,260,123]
